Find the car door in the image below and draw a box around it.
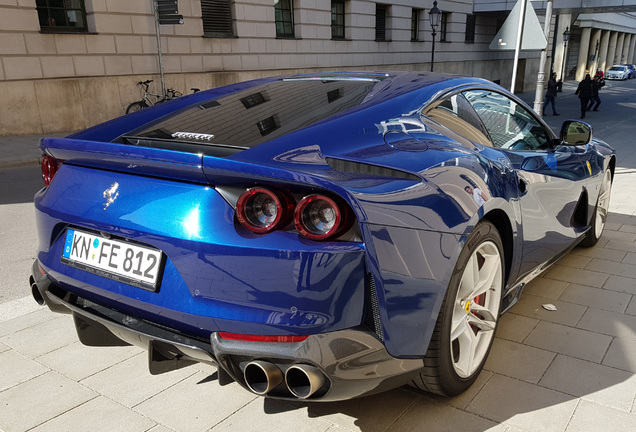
[463,89,589,278]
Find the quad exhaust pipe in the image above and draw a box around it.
[285,364,326,399]
[243,361,327,399]
[30,276,45,305]
[243,360,284,395]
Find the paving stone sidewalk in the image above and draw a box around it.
[2,79,636,432]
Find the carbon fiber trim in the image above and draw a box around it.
[326,157,420,181]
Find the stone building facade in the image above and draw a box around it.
[0,0,634,135]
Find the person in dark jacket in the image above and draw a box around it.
[587,74,605,111]
[575,74,593,119]
[543,72,560,116]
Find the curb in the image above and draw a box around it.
[0,158,41,169]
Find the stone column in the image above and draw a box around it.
[598,30,611,73]
[606,31,618,72]
[554,14,572,80]
[576,27,592,81]
[588,28,602,75]
[628,35,636,64]
[615,33,626,64]
[621,34,632,64]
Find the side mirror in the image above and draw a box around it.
[560,120,592,145]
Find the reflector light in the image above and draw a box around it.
[236,188,293,234]
[294,194,352,241]
[218,332,309,343]
[41,154,62,187]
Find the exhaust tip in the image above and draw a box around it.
[244,360,283,395]
[30,277,45,305]
[285,364,326,399]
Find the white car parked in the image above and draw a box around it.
[606,65,629,80]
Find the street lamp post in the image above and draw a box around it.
[560,26,570,82]
[429,1,441,72]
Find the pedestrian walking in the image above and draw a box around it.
[542,72,560,116]
[587,73,605,111]
[575,74,593,119]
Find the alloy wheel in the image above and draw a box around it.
[450,240,502,378]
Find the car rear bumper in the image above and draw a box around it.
[30,259,423,401]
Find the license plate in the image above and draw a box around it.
[61,229,163,291]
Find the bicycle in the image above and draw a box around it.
[126,80,183,114]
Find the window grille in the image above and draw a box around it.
[465,14,476,43]
[376,5,387,41]
[201,0,234,37]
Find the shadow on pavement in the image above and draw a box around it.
[0,165,43,205]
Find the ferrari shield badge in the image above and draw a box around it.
[103,182,119,210]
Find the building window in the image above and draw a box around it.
[376,4,387,41]
[327,88,342,103]
[465,14,476,43]
[440,11,450,42]
[240,93,267,109]
[201,0,234,37]
[256,116,278,136]
[331,0,345,40]
[411,8,421,41]
[275,0,295,38]
[36,0,88,32]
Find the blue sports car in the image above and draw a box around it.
[31,72,614,401]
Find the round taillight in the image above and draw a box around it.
[295,194,352,241]
[41,154,60,187]
[236,187,293,234]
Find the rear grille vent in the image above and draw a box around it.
[364,273,384,341]
[326,157,420,182]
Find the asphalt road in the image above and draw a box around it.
[0,165,43,304]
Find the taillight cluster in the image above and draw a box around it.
[236,187,354,241]
[41,154,62,187]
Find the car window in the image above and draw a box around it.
[462,89,552,151]
[424,93,492,147]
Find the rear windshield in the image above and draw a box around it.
[129,79,377,149]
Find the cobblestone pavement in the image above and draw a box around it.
[1,79,636,432]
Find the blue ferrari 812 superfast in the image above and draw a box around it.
[31,72,614,401]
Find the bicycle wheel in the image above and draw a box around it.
[126,101,148,114]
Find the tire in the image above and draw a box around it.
[580,168,613,247]
[126,101,148,114]
[412,220,504,396]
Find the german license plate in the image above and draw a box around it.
[61,229,163,291]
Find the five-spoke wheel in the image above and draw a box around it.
[413,220,504,396]
[450,239,502,378]
[581,168,613,247]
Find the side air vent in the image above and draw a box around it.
[571,189,589,228]
[364,273,384,341]
[326,157,420,182]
